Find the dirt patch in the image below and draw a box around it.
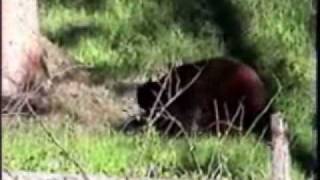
[3,37,143,128]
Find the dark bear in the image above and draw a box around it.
[136,57,272,137]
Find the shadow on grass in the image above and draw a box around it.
[289,132,315,176]
[46,22,106,48]
[172,0,259,68]
[41,0,108,14]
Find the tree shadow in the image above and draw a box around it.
[45,23,106,48]
[172,0,259,68]
[41,0,108,14]
[290,139,314,176]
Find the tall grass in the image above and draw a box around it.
[3,120,308,179]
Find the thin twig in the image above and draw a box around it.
[26,103,90,180]
[244,74,282,138]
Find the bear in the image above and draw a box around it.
[135,57,272,138]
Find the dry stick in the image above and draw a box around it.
[128,70,174,175]
[159,107,180,136]
[1,111,30,118]
[146,67,173,126]
[167,68,173,100]
[147,62,204,130]
[157,99,201,136]
[226,100,244,135]
[49,63,92,82]
[154,101,200,172]
[166,66,181,105]
[149,64,242,177]
[244,74,283,138]
[239,99,246,134]
[236,75,283,175]
[161,68,183,135]
[154,98,188,136]
[223,102,231,127]
[26,103,90,180]
[14,81,41,113]
[3,58,91,116]
[208,76,280,177]
[208,100,244,137]
[2,76,26,114]
[211,154,231,179]
[149,65,205,127]
[133,71,175,176]
[4,80,43,116]
[174,67,182,96]
[2,51,51,115]
[215,103,245,145]
[227,101,243,132]
[223,102,239,136]
[208,121,243,134]
[162,109,188,137]
[161,108,203,174]
[3,64,93,180]
[207,151,219,179]
[243,113,270,176]
[213,99,221,136]
[248,126,269,168]
[210,159,222,179]
[2,96,19,114]
[155,66,245,137]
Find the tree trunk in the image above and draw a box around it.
[2,0,42,98]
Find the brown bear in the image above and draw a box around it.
[136,57,272,137]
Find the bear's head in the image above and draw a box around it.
[137,80,161,113]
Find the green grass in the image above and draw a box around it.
[39,0,314,83]
[39,0,225,78]
[3,120,308,179]
[3,0,315,179]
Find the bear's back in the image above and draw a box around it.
[137,57,269,134]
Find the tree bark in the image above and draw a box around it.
[2,0,42,98]
[271,112,291,180]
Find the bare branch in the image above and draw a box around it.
[149,65,205,127]
[244,74,282,138]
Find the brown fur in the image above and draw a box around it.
[137,57,271,136]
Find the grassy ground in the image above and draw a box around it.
[3,0,315,179]
[3,119,308,179]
